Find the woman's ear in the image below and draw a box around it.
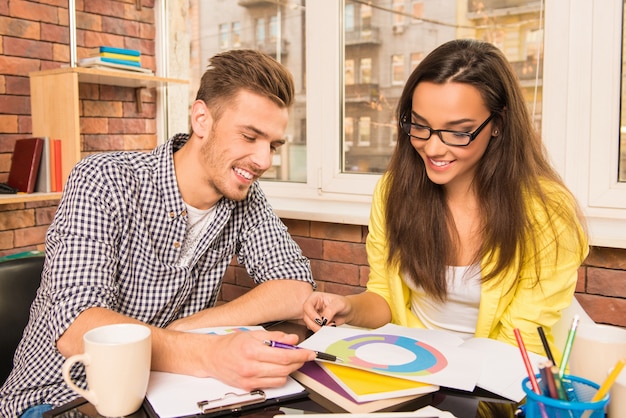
[190,100,212,138]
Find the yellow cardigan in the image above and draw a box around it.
[365,175,588,361]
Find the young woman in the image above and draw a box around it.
[302,39,588,360]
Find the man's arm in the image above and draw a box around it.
[57,306,315,390]
[167,279,313,331]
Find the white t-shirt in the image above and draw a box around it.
[406,263,481,340]
[176,203,217,267]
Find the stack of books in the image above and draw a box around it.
[79,46,153,74]
[291,361,437,413]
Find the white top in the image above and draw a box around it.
[176,203,217,267]
[406,264,481,340]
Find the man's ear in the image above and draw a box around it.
[190,100,212,138]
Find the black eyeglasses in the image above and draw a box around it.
[400,112,496,147]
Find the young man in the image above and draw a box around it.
[1,49,316,418]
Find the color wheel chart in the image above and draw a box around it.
[326,333,447,376]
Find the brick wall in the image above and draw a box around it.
[1,0,625,329]
[0,0,157,186]
[224,220,626,329]
[2,207,626,328]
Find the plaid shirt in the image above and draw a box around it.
[0,134,314,417]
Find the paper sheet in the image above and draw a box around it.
[298,323,546,402]
[146,371,306,418]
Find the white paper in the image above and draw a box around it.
[146,371,306,418]
[145,325,306,418]
[297,324,481,392]
[298,323,546,402]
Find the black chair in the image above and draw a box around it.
[0,254,44,384]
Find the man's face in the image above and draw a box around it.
[199,90,289,202]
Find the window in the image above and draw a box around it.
[218,23,229,49]
[269,15,278,43]
[410,52,423,71]
[411,1,424,22]
[391,54,404,85]
[345,59,355,85]
[360,58,372,84]
[232,22,241,48]
[162,0,626,247]
[358,117,371,147]
[256,18,265,44]
[542,0,626,248]
[392,0,405,26]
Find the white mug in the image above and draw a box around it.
[62,323,152,417]
[568,323,626,385]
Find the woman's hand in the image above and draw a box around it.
[302,292,353,332]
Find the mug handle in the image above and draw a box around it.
[61,354,98,406]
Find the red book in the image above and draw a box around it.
[7,138,44,193]
[53,139,62,192]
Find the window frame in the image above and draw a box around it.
[162,0,626,247]
[543,0,626,248]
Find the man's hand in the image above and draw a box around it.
[176,330,316,390]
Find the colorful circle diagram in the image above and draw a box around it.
[326,333,447,376]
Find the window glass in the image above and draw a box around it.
[342,0,545,174]
[218,23,229,49]
[391,54,404,85]
[191,1,307,182]
[232,22,241,48]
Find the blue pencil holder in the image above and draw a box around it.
[522,374,609,418]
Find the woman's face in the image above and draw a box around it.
[409,81,496,194]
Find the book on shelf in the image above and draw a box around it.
[91,51,141,62]
[78,57,154,75]
[52,139,62,192]
[34,137,51,193]
[291,362,433,414]
[97,45,141,57]
[6,137,44,193]
[80,56,142,68]
[44,138,63,193]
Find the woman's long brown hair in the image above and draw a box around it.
[386,39,585,301]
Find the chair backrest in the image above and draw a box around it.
[0,254,44,384]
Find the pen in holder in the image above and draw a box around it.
[522,374,609,418]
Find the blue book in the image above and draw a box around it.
[99,46,140,57]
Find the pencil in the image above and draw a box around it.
[539,361,558,399]
[559,315,580,378]
[550,364,570,401]
[581,358,625,418]
[515,329,549,418]
[539,361,559,399]
[537,326,556,366]
[590,358,625,402]
[514,328,541,394]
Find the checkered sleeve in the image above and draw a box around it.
[236,184,315,288]
[43,156,126,342]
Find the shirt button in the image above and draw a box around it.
[169,211,175,218]
[173,241,181,248]
[181,210,187,216]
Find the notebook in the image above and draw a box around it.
[291,361,433,413]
